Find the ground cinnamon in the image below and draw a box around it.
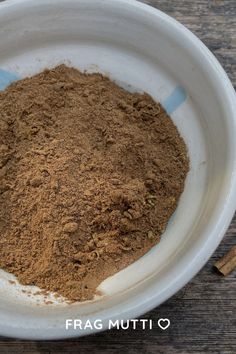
[0,65,189,301]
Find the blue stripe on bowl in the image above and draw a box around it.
[0,69,20,90]
[162,86,187,115]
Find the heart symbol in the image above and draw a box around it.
[158,318,170,330]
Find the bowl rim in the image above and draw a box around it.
[0,0,236,340]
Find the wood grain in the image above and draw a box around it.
[0,0,236,353]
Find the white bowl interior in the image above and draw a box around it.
[0,0,235,339]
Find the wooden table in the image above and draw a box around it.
[0,1,236,353]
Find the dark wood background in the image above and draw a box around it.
[0,0,236,353]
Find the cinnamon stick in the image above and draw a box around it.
[214,246,236,276]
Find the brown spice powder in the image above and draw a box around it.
[0,65,189,302]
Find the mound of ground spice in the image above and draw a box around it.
[0,65,189,302]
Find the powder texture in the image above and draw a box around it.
[0,65,189,301]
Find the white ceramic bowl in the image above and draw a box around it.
[0,0,236,340]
